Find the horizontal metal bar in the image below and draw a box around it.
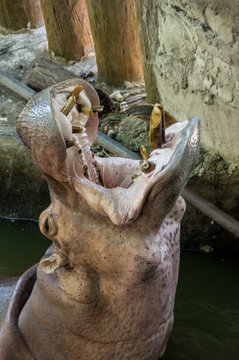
[95,132,141,160]
[182,189,239,238]
[0,70,35,100]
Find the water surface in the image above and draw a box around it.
[0,218,50,276]
[0,218,238,359]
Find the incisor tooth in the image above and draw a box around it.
[61,85,83,116]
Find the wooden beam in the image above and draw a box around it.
[0,0,44,30]
[40,0,94,60]
[86,0,143,85]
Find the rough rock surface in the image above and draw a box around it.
[116,115,150,153]
[136,0,239,164]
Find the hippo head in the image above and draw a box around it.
[16,79,200,360]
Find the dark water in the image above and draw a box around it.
[0,218,50,276]
[0,218,238,359]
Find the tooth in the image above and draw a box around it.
[92,105,104,113]
[80,106,94,117]
[65,140,74,148]
[140,145,149,160]
[72,130,100,185]
[72,126,83,134]
[141,161,156,173]
[72,85,84,98]
[150,103,165,151]
[61,85,83,116]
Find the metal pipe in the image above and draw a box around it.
[0,70,35,100]
[96,132,141,160]
[1,71,239,238]
[182,189,239,238]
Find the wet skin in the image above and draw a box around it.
[0,79,200,360]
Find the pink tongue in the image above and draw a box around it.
[85,112,99,145]
[77,80,100,145]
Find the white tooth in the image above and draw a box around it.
[54,108,72,141]
[73,127,100,185]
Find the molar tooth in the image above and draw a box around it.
[72,126,83,134]
[74,129,100,185]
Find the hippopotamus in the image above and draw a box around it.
[0,78,200,360]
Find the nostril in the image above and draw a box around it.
[40,211,58,239]
[45,218,50,232]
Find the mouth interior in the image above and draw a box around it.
[50,84,188,224]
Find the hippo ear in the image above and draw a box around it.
[40,252,67,274]
[142,116,200,224]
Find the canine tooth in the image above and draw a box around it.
[61,85,83,116]
[150,103,165,151]
[72,85,84,97]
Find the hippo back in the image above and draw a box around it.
[0,266,37,360]
[0,277,18,330]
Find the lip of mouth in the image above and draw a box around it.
[49,80,199,226]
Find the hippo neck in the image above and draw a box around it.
[17,202,184,360]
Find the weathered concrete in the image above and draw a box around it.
[136,0,239,164]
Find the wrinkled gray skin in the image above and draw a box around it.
[0,79,200,360]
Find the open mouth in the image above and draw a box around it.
[17,79,199,226]
[49,80,199,225]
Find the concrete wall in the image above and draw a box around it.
[136,0,239,164]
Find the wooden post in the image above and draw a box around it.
[0,0,44,30]
[86,0,143,85]
[40,0,94,60]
